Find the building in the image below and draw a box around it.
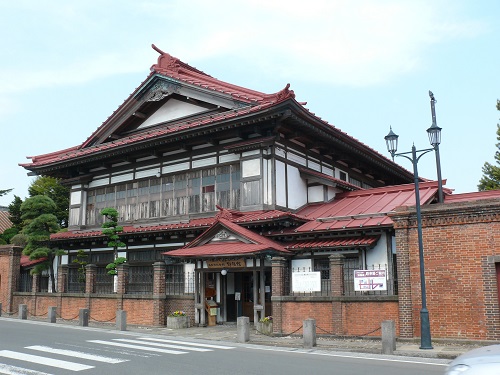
[2,45,499,340]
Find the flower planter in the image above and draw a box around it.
[167,315,189,329]
[258,321,273,336]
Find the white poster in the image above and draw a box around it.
[354,270,387,291]
[292,271,321,292]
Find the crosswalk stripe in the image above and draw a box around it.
[26,346,128,364]
[0,351,93,371]
[0,363,53,375]
[137,337,235,350]
[112,339,211,352]
[87,340,187,355]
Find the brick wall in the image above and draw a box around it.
[391,198,500,340]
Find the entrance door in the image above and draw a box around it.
[241,272,254,320]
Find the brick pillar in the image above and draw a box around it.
[329,254,344,296]
[32,273,40,293]
[271,256,287,335]
[58,265,68,293]
[85,264,97,294]
[153,261,166,326]
[329,253,345,335]
[0,245,22,314]
[116,263,129,294]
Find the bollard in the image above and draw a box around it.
[237,316,250,343]
[48,306,57,323]
[19,304,27,320]
[381,320,396,355]
[79,308,89,327]
[116,310,127,331]
[303,318,316,349]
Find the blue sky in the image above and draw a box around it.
[1,0,499,207]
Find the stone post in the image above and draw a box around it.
[19,304,27,320]
[79,308,89,326]
[116,310,127,331]
[303,318,317,349]
[237,316,250,343]
[271,256,287,335]
[116,263,129,294]
[329,253,345,335]
[382,320,396,354]
[85,264,97,294]
[48,306,57,323]
[153,261,166,326]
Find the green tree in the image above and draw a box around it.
[72,249,88,290]
[1,227,19,244]
[0,188,12,197]
[100,208,126,294]
[21,195,64,292]
[478,100,500,191]
[8,195,23,231]
[28,176,69,228]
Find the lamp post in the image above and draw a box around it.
[384,92,443,350]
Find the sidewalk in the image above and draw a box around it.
[125,323,489,360]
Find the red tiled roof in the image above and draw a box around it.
[298,167,362,191]
[0,211,12,233]
[51,217,216,240]
[232,210,308,224]
[285,236,380,250]
[294,181,440,232]
[20,255,47,267]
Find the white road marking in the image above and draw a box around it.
[136,337,235,350]
[0,351,93,371]
[26,346,128,364]
[112,339,211,352]
[87,340,187,355]
[246,346,449,366]
[0,363,53,375]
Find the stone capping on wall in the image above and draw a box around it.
[272,295,398,302]
[389,198,500,228]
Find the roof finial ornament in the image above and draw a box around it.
[215,205,233,220]
[152,44,167,55]
[274,83,295,102]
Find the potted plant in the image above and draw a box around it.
[167,310,189,329]
[258,316,273,336]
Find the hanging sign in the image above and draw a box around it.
[206,258,246,269]
[354,270,387,291]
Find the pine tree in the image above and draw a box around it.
[478,100,500,191]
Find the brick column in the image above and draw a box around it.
[329,253,344,296]
[153,262,166,326]
[58,265,68,293]
[329,253,345,335]
[85,264,97,294]
[0,245,22,314]
[116,263,129,294]
[271,256,288,335]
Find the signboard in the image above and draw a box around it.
[354,270,387,291]
[206,258,246,269]
[292,271,321,292]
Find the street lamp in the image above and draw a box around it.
[383,92,443,350]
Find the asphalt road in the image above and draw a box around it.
[0,318,449,375]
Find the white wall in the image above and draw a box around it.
[276,160,286,207]
[139,99,206,129]
[287,165,307,209]
[307,185,324,203]
[366,232,389,267]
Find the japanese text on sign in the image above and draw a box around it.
[354,270,387,291]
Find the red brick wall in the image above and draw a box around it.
[275,299,398,337]
[391,198,500,340]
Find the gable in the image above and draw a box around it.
[137,98,210,130]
